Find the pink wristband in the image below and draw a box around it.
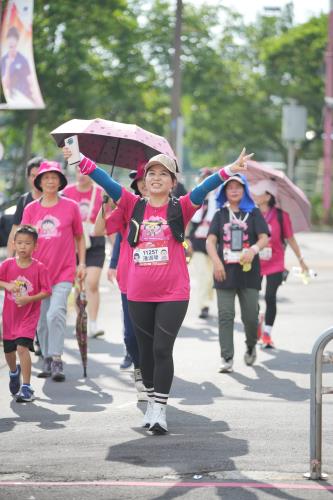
[251,244,260,254]
[79,155,97,175]
[218,167,230,181]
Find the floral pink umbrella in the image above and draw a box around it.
[245,160,311,233]
[50,118,177,171]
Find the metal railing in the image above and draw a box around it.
[304,327,333,480]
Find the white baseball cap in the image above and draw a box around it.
[250,179,277,197]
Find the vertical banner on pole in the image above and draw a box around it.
[0,0,45,109]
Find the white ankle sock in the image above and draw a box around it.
[264,325,272,335]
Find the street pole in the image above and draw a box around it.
[171,0,183,170]
[323,0,333,222]
[287,142,296,182]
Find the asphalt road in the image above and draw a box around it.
[0,232,333,500]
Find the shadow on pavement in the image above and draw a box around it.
[106,407,305,500]
[37,374,114,412]
[262,348,333,374]
[107,406,245,471]
[0,400,70,433]
[230,365,309,402]
[172,376,223,405]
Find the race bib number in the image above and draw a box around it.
[223,247,241,264]
[133,241,169,266]
[259,247,273,261]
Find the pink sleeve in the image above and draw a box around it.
[0,260,8,282]
[116,188,139,220]
[105,208,126,235]
[282,211,293,239]
[21,204,31,225]
[38,262,52,295]
[72,202,83,236]
[179,193,200,227]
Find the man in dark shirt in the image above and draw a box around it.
[7,157,43,256]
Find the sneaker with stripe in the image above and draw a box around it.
[142,387,155,428]
[149,403,168,435]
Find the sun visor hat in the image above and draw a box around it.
[250,179,278,198]
[223,175,245,187]
[144,154,179,175]
[34,161,68,191]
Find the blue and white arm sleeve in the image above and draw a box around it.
[190,171,226,206]
[89,167,122,202]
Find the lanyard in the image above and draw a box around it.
[228,208,249,224]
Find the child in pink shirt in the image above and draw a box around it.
[0,225,51,402]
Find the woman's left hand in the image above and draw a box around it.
[230,147,254,174]
[76,265,87,281]
[300,260,309,274]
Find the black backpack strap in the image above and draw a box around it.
[276,208,286,246]
[167,196,185,243]
[127,198,147,247]
[127,196,185,247]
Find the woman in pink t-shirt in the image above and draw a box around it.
[251,180,309,348]
[63,170,105,338]
[63,146,252,435]
[22,161,86,381]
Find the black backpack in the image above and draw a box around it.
[127,197,185,247]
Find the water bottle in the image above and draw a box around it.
[291,267,317,285]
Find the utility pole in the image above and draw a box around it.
[323,0,333,222]
[170,0,183,170]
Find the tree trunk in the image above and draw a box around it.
[22,110,38,191]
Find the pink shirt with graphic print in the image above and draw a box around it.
[260,207,293,276]
[0,258,51,340]
[116,189,198,302]
[63,183,103,223]
[22,197,83,286]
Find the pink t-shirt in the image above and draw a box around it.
[22,197,83,286]
[63,183,103,223]
[0,258,51,340]
[260,207,293,276]
[117,189,198,302]
[105,209,129,294]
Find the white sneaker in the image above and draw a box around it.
[244,346,257,366]
[219,358,233,373]
[134,369,148,401]
[142,400,155,428]
[149,403,168,434]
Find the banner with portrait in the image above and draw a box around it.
[0,0,45,109]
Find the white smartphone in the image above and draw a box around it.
[64,135,80,165]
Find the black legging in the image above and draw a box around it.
[128,301,189,394]
[261,272,283,327]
